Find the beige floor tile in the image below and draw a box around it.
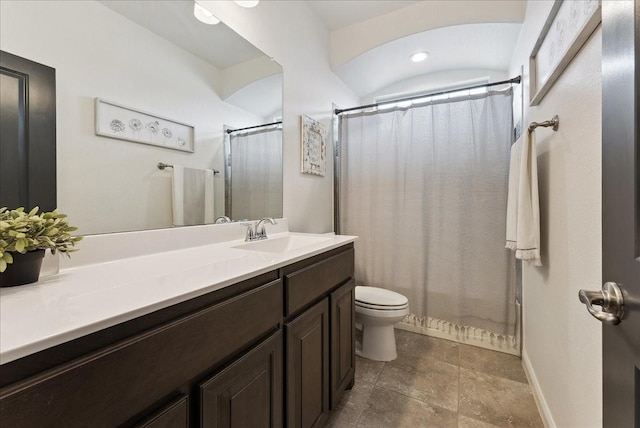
[324,356,384,428]
[330,333,544,428]
[376,357,459,411]
[324,399,362,428]
[459,344,528,384]
[356,386,458,428]
[459,367,544,427]
[395,329,460,367]
[354,355,385,384]
[458,414,502,428]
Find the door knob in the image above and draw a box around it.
[578,282,624,325]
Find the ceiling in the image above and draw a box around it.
[307,0,419,31]
[100,0,523,105]
[99,0,267,69]
[307,1,523,98]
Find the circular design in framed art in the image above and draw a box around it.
[110,119,126,132]
[146,121,160,134]
[129,118,143,132]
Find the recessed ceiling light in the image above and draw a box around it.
[234,0,259,7]
[194,2,220,25]
[410,52,430,63]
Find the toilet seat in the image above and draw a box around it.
[355,300,409,311]
[355,286,408,309]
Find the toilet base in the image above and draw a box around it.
[356,324,398,362]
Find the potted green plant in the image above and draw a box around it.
[0,207,82,287]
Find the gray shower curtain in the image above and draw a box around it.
[339,89,517,352]
[229,126,283,220]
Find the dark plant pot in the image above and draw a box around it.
[0,250,45,287]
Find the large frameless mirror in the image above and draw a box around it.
[0,0,283,235]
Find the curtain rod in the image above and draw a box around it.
[334,75,521,115]
[226,120,282,134]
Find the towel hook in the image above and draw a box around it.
[528,115,559,132]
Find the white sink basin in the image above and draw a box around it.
[233,235,332,253]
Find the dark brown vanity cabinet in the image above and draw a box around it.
[200,331,283,428]
[134,396,189,428]
[0,243,355,428]
[285,299,331,428]
[0,278,283,428]
[330,279,356,409]
[283,246,355,428]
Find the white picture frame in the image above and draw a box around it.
[529,0,601,106]
[95,98,195,152]
[301,114,326,176]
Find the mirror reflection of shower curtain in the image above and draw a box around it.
[229,127,283,220]
[339,89,518,353]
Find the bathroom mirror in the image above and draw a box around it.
[0,0,283,235]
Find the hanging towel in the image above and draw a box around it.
[171,165,215,226]
[505,130,542,266]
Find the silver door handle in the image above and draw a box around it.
[578,282,624,325]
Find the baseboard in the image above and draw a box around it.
[522,350,556,428]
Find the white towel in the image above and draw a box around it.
[505,130,542,266]
[171,165,215,226]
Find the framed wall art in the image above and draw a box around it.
[301,114,326,176]
[95,98,195,152]
[529,0,601,106]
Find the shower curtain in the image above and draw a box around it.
[339,89,517,352]
[229,126,282,220]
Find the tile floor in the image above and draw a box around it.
[325,330,544,428]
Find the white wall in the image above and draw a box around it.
[0,1,262,235]
[508,2,602,427]
[200,1,360,233]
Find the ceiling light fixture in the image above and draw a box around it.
[410,52,430,63]
[194,2,220,25]
[234,0,259,8]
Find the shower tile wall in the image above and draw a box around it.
[326,330,543,428]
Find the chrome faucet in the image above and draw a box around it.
[215,216,231,224]
[255,217,277,240]
[240,218,277,242]
[241,222,256,241]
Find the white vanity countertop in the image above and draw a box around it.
[0,232,357,365]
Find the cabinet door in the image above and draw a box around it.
[285,299,329,428]
[330,279,355,409]
[134,396,189,428]
[200,331,283,428]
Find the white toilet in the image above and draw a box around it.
[355,286,409,362]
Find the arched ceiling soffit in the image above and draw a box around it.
[334,22,522,98]
[329,0,526,69]
[225,74,283,120]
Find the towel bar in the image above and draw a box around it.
[158,162,219,175]
[528,115,559,132]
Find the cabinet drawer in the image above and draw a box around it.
[0,279,283,428]
[284,248,354,316]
